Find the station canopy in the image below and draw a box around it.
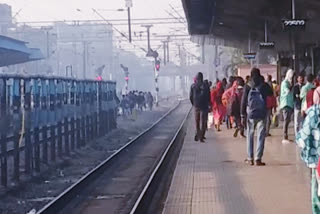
[0,35,43,67]
[182,0,320,50]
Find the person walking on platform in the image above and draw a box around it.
[211,81,226,132]
[223,78,237,129]
[264,76,276,137]
[280,69,295,144]
[301,74,316,115]
[293,74,304,135]
[203,79,211,138]
[296,91,320,214]
[230,77,245,138]
[306,76,320,110]
[241,68,273,166]
[190,72,210,142]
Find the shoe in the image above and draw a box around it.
[233,129,239,138]
[255,160,266,166]
[240,132,246,138]
[266,133,271,137]
[203,136,207,140]
[200,139,205,143]
[194,135,199,142]
[244,159,254,166]
[282,139,291,144]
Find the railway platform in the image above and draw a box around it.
[163,115,311,214]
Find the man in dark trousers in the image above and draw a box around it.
[241,68,273,166]
[293,74,304,135]
[190,72,210,142]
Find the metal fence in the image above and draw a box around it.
[0,74,117,187]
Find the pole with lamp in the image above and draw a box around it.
[142,24,160,106]
[125,0,133,43]
[153,51,160,107]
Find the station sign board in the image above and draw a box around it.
[283,19,306,31]
[243,53,256,60]
[259,42,275,49]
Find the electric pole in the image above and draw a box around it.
[162,41,167,65]
[141,25,153,56]
[166,39,170,62]
[125,0,133,42]
[153,51,160,107]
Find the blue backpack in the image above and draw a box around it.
[247,87,266,119]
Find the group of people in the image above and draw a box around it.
[190,68,320,213]
[119,91,154,116]
[190,69,276,165]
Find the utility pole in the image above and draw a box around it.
[141,25,153,56]
[291,0,299,73]
[162,41,167,65]
[46,30,50,58]
[127,8,132,42]
[248,32,253,68]
[150,51,159,107]
[83,41,88,79]
[142,25,159,105]
[125,0,133,42]
[201,35,205,64]
[41,26,53,59]
[154,59,159,106]
[166,38,170,63]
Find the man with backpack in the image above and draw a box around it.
[241,68,273,166]
[190,72,211,142]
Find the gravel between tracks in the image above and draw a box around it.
[0,99,177,214]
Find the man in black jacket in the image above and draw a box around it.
[190,72,210,142]
[241,68,273,166]
[293,74,304,135]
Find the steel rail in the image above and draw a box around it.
[129,105,192,214]
[36,101,182,214]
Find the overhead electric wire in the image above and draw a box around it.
[92,8,148,53]
[165,10,186,26]
[12,18,181,25]
[168,4,186,23]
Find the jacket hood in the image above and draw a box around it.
[195,72,203,83]
[285,69,294,83]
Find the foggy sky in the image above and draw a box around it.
[1,0,184,22]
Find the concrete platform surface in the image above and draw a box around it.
[163,116,311,214]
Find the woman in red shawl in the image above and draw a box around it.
[211,81,226,131]
[222,80,238,129]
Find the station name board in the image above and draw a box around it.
[259,42,275,49]
[243,53,256,60]
[283,19,306,31]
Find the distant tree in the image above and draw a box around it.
[221,47,247,77]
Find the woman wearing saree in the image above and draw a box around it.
[210,82,226,131]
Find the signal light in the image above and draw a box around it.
[155,60,160,71]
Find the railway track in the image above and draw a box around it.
[36,100,191,214]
